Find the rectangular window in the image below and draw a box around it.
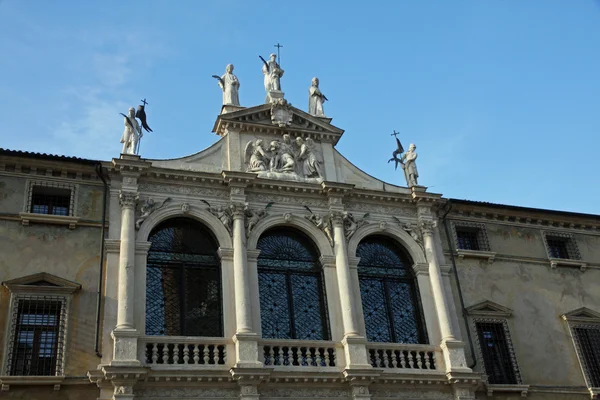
[475,321,518,384]
[30,186,71,216]
[572,326,600,387]
[546,237,570,259]
[456,228,481,251]
[8,297,65,376]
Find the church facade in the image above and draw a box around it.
[1,74,599,400]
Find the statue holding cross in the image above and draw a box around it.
[260,44,285,103]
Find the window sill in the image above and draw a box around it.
[0,376,65,391]
[486,384,529,397]
[549,258,587,271]
[19,212,79,229]
[456,249,496,264]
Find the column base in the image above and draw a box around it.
[441,339,472,374]
[341,335,374,369]
[233,333,263,368]
[111,329,140,366]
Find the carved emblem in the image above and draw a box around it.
[270,98,293,127]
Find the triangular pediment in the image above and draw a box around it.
[213,103,345,144]
[561,307,600,323]
[3,272,81,293]
[466,300,513,317]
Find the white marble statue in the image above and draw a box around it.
[262,53,284,101]
[120,107,142,155]
[218,64,240,106]
[308,77,327,117]
[401,143,419,187]
[244,139,268,172]
[296,137,323,178]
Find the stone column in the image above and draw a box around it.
[420,220,455,342]
[331,213,360,338]
[420,218,470,374]
[111,191,140,366]
[116,191,137,330]
[232,204,253,334]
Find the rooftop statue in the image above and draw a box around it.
[388,131,419,187]
[260,53,284,102]
[308,77,328,117]
[213,64,240,106]
[120,107,142,155]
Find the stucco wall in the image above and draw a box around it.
[0,220,103,376]
[444,218,600,388]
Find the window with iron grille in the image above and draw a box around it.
[146,218,223,337]
[6,295,67,376]
[30,186,71,216]
[456,228,480,251]
[474,320,521,384]
[23,180,77,217]
[452,222,490,251]
[257,228,330,341]
[543,231,581,261]
[571,325,600,388]
[357,235,427,344]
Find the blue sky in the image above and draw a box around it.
[0,1,598,214]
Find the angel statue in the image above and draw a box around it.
[135,197,171,229]
[202,200,234,235]
[244,139,269,172]
[296,137,323,178]
[245,201,274,237]
[269,135,296,173]
[343,212,369,240]
[120,107,142,155]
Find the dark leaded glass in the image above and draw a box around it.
[476,322,518,384]
[257,229,330,340]
[357,236,426,344]
[456,229,480,250]
[146,218,223,337]
[573,326,600,387]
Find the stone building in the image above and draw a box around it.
[0,75,599,400]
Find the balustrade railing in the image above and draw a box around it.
[367,344,441,371]
[261,339,340,368]
[139,336,230,368]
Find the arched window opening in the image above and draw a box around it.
[257,228,330,340]
[146,217,223,337]
[357,235,427,344]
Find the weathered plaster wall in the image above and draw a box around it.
[444,219,600,388]
[0,385,99,400]
[0,220,103,376]
[0,175,26,214]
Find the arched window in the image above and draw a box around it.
[146,218,223,337]
[357,235,427,344]
[257,228,330,340]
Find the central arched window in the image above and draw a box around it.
[357,235,427,344]
[257,228,330,340]
[146,218,223,337]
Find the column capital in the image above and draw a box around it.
[218,247,235,261]
[418,219,437,236]
[135,241,152,255]
[231,203,246,219]
[247,249,261,262]
[119,191,138,209]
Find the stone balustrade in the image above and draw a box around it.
[367,343,441,371]
[261,339,340,368]
[139,336,231,368]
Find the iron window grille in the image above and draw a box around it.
[146,218,223,337]
[473,319,522,385]
[23,180,77,217]
[6,295,67,376]
[451,221,490,251]
[257,228,330,341]
[570,324,600,388]
[357,235,427,344]
[543,232,581,260]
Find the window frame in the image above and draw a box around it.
[467,300,528,397]
[542,231,586,270]
[562,308,600,393]
[451,221,496,263]
[19,179,80,229]
[1,273,80,378]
